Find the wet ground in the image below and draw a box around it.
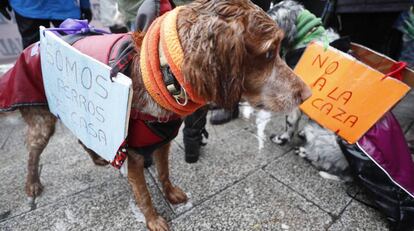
[0,63,413,230]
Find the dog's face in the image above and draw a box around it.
[178,0,311,112]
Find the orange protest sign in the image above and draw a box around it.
[295,42,410,144]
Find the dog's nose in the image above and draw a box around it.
[300,85,312,102]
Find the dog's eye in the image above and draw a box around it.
[265,50,275,60]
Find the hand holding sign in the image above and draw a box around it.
[295,42,410,144]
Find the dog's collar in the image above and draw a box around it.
[139,7,206,116]
[159,44,188,106]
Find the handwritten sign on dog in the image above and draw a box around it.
[295,42,410,144]
[39,27,132,161]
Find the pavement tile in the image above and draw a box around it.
[171,170,332,231]
[205,115,256,139]
[175,106,291,159]
[328,200,389,230]
[0,121,174,223]
[245,112,307,148]
[0,122,78,168]
[0,112,25,153]
[0,127,27,168]
[175,113,253,149]
[264,150,355,216]
[0,164,31,223]
[150,128,289,215]
[0,112,81,168]
[0,152,117,221]
[175,105,286,148]
[0,102,404,230]
[0,126,13,151]
[0,177,174,231]
[0,132,111,212]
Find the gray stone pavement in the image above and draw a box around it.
[0,62,413,230]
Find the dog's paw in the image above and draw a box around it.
[165,186,188,205]
[294,147,307,158]
[270,133,290,145]
[25,180,43,197]
[147,216,169,231]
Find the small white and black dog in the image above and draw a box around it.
[268,0,352,182]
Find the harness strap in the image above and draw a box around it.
[110,41,136,81]
[62,34,89,45]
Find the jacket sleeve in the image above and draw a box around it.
[134,0,173,32]
[80,0,91,9]
[135,0,159,32]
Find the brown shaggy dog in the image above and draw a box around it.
[17,0,311,230]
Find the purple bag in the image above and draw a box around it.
[339,112,414,230]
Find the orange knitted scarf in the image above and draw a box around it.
[139,7,205,116]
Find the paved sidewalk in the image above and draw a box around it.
[0,61,413,230]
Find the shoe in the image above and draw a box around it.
[184,128,208,163]
[184,141,200,163]
[183,107,209,163]
[209,106,239,125]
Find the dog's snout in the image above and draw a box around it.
[300,85,312,102]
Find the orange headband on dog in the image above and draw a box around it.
[140,7,206,116]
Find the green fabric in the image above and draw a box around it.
[293,9,327,48]
[403,9,414,39]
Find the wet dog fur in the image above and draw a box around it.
[15,0,311,230]
[268,0,352,182]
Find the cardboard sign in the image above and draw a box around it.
[40,27,132,161]
[295,42,410,144]
[351,43,414,88]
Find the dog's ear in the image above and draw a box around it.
[182,18,245,109]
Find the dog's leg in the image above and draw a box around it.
[78,140,109,166]
[20,107,56,198]
[153,142,188,204]
[270,108,302,145]
[127,151,169,231]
